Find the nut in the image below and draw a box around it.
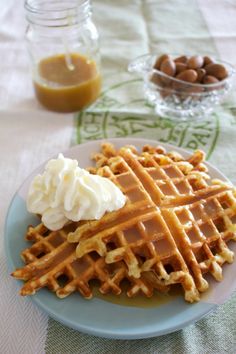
[203,75,219,84]
[150,72,165,87]
[203,56,214,66]
[153,54,170,70]
[174,55,188,64]
[187,55,204,70]
[176,62,187,74]
[204,63,228,80]
[160,58,176,77]
[203,75,220,92]
[196,68,206,83]
[151,53,229,101]
[176,69,198,83]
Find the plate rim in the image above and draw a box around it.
[4,137,231,339]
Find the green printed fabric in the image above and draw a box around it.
[44,0,236,353]
[76,109,220,159]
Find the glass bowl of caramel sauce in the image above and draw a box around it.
[128,53,235,120]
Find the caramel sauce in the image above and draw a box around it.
[126,188,146,203]
[159,183,175,196]
[93,282,181,308]
[200,223,215,237]
[153,237,173,255]
[33,243,75,278]
[177,209,190,224]
[116,173,137,187]
[190,205,203,220]
[176,181,191,194]
[147,168,164,180]
[187,226,201,243]
[164,166,182,178]
[143,217,164,234]
[71,257,90,275]
[123,227,141,243]
[204,199,218,215]
[79,205,156,241]
[33,53,101,113]
[164,185,229,208]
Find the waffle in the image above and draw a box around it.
[68,143,236,300]
[12,143,236,303]
[12,223,169,298]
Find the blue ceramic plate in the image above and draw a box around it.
[5,138,235,339]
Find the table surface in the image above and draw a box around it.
[1,1,236,353]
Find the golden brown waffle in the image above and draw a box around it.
[12,223,171,299]
[12,143,236,303]
[68,143,236,301]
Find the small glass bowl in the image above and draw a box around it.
[128,54,235,120]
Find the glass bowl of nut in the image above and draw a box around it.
[128,53,235,120]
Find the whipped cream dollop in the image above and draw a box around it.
[27,154,126,231]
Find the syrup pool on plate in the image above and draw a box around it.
[92,280,182,308]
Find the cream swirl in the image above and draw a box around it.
[27,154,126,230]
